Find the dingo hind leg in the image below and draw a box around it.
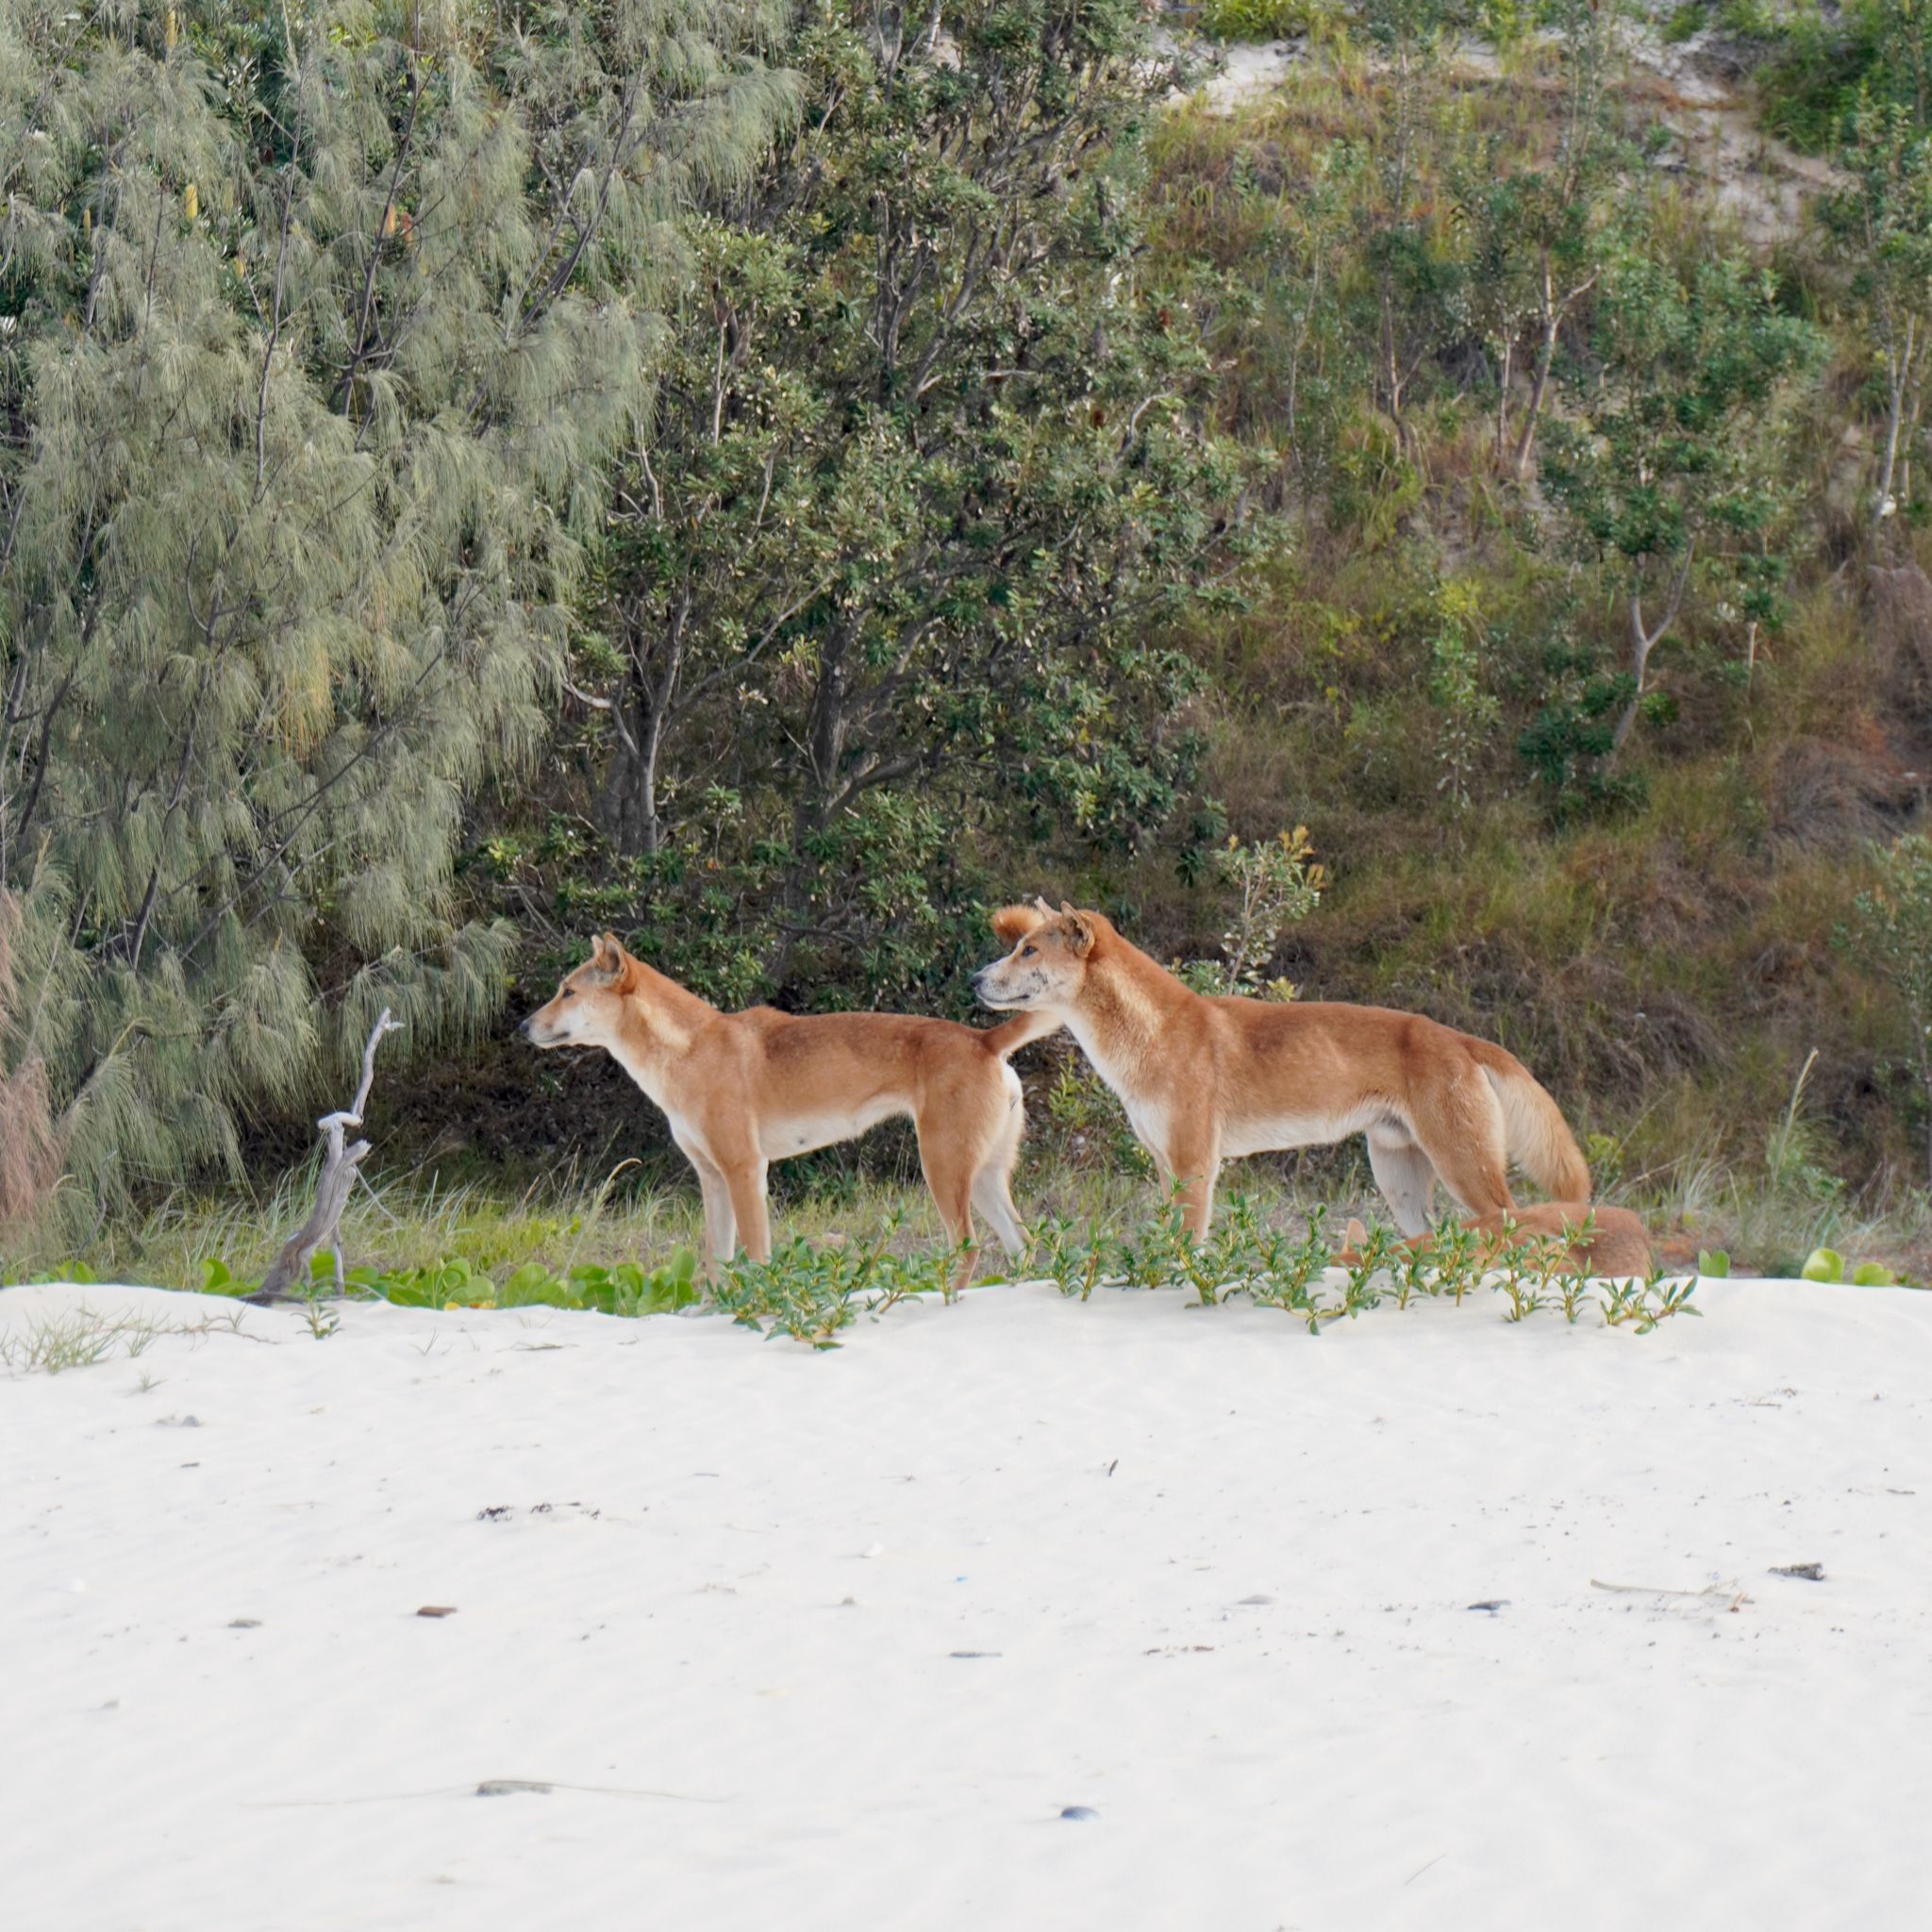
[969,1082,1027,1259]
[1407,1072,1513,1222]
[916,1120,982,1292]
[970,1169,1025,1258]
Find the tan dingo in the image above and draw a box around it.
[974,902,1589,1237]
[1335,1205,1652,1278]
[522,936,1057,1284]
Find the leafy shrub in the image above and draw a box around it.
[1176,826,1327,996]
[709,1230,958,1349]
[1752,4,1897,156]
[195,1226,964,1348]
[1195,0,1340,42]
[1031,1195,1701,1333]
[196,1249,704,1318]
[1662,2,1707,43]
[1427,583,1502,816]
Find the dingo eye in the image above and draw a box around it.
[1021,944,1037,958]
[560,989,575,999]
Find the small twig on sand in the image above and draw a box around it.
[1591,1577,1752,1613]
[250,1010,402,1302]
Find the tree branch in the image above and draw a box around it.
[251,1009,404,1301]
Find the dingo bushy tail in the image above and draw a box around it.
[1470,1041,1591,1201]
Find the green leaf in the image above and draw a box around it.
[641,1267,702,1314]
[1800,1247,1845,1284]
[503,1261,577,1308]
[1696,1248,1730,1278]
[1851,1261,1897,1287]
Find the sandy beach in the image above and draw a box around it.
[4,1274,1930,1930]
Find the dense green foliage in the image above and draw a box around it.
[1105,9,1932,1208]
[1,0,795,1215]
[5,3,1932,1263]
[521,1,1269,1007]
[1539,250,1822,750]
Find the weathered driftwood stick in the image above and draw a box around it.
[252,1009,403,1302]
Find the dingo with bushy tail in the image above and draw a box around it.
[974,902,1589,1238]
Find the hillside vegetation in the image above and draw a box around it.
[4,0,1931,1278]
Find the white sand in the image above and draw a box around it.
[5,1274,1930,1929]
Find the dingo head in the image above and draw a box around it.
[973,899,1100,1015]
[519,934,639,1050]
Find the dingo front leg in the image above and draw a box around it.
[674,1132,738,1279]
[1149,1123,1221,1240]
[695,1168,738,1278]
[722,1158,772,1265]
[1366,1126,1440,1239]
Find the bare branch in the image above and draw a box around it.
[251,1009,403,1301]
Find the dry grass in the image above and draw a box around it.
[0,1303,258,1376]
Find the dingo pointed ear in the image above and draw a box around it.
[991,904,1046,946]
[1058,906,1094,957]
[584,932,626,986]
[1344,1218,1368,1250]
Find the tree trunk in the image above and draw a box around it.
[1379,280,1404,429]
[1609,551,1694,756]
[595,690,668,857]
[1494,332,1514,468]
[1874,323,1914,541]
[595,594,690,857]
[1611,595,1661,753]
[1513,304,1560,479]
[1512,253,1597,481]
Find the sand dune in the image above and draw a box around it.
[4,1275,1930,1929]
